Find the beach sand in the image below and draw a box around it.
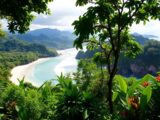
[10,48,80,86]
[10,58,51,86]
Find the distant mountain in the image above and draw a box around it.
[13,28,76,49]
[132,33,151,45]
[132,32,158,39]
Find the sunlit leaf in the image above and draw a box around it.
[116,75,127,93]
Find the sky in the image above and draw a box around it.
[1,0,160,39]
[31,0,88,31]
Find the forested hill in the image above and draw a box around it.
[132,33,157,45]
[118,40,160,77]
[0,36,58,80]
[12,28,76,49]
[75,33,160,77]
[0,36,58,57]
[76,33,152,59]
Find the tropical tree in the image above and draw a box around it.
[73,0,160,113]
[0,0,53,33]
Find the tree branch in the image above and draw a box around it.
[120,0,145,31]
[94,24,108,29]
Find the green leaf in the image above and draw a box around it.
[140,94,147,110]
[142,74,155,83]
[84,110,89,119]
[128,74,154,95]
[140,86,152,110]
[112,91,118,102]
[157,83,160,87]
[142,86,152,103]
[116,75,127,93]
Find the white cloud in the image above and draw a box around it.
[31,0,160,39]
[1,0,160,39]
[130,20,160,39]
[31,0,88,31]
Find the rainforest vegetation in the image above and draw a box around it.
[76,39,160,77]
[1,0,160,120]
[0,35,57,81]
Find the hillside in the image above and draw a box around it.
[0,36,58,57]
[14,28,76,49]
[76,33,151,59]
[118,40,160,77]
[132,32,157,45]
[0,36,58,80]
[75,33,160,77]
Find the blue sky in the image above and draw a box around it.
[1,0,160,39]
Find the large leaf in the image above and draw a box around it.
[116,75,127,93]
[142,86,152,103]
[158,83,160,87]
[140,86,152,110]
[140,94,147,110]
[128,74,153,95]
[112,91,118,102]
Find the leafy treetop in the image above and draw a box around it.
[73,0,160,113]
[0,0,53,33]
[74,0,160,48]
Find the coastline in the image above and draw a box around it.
[10,57,51,86]
[10,48,79,86]
[10,49,64,86]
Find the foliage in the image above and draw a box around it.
[0,36,58,57]
[1,69,160,119]
[77,39,160,77]
[74,59,160,119]
[0,74,109,120]
[74,59,108,99]
[54,74,108,120]
[111,74,160,119]
[0,36,57,81]
[0,0,53,33]
[119,40,160,77]
[76,33,150,60]
[1,0,160,119]
[73,0,160,112]
[0,80,57,120]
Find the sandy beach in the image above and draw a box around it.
[10,58,51,86]
[10,49,64,86]
[10,48,79,86]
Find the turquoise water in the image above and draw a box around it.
[27,48,78,86]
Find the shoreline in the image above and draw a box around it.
[10,48,79,86]
[9,49,65,86]
[10,57,52,86]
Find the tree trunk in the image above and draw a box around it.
[107,52,119,113]
[108,75,114,113]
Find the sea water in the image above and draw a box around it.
[27,48,79,86]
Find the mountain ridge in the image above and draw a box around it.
[10,28,76,50]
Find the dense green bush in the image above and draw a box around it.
[112,74,160,120]
[1,72,160,119]
[1,59,160,119]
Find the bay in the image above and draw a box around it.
[27,48,79,86]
